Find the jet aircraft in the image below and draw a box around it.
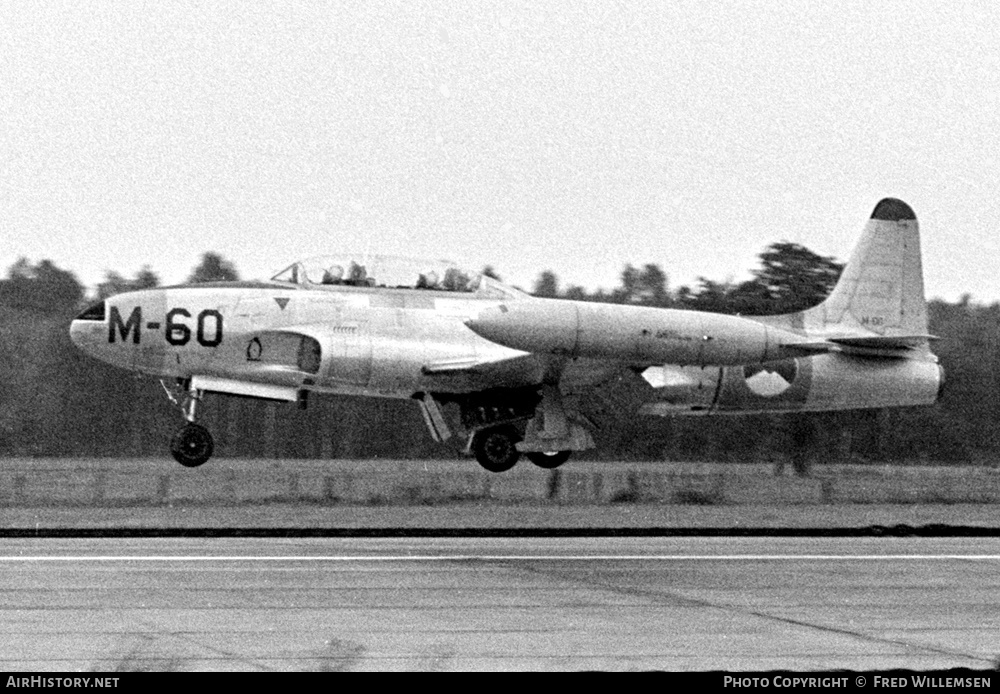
[70,198,942,472]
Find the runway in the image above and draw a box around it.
[1,537,998,671]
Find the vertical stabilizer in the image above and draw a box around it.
[806,198,929,339]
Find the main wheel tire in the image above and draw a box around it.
[526,450,572,469]
[170,423,214,468]
[472,426,521,473]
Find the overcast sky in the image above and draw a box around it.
[2,2,998,301]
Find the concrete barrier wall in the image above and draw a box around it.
[2,459,1000,507]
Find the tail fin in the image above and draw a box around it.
[805,198,931,341]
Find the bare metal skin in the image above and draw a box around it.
[466,299,803,365]
[70,198,941,472]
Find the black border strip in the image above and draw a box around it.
[2,525,1000,538]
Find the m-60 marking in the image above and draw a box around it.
[109,306,223,347]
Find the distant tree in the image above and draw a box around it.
[134,265,160,289]
[751,241,844,314]
[674,242,842,316]
[637,263,670,306]
[96,271,132,301]
[673,284,695,306]
[680,277,734,313]
[8,258,31,280]
[30,260,83,312]
[589,288,612,303]
[612,264,642,304]
[723,278,775,316]
[533,270,559,298]
[610,263,670,306]
[97,266,162,300]
[188,252,240,283]
[0,258,83,315]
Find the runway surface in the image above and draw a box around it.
[1,537,998,671]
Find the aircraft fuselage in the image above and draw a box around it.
[71,281,815,401]
[70,283,544,399]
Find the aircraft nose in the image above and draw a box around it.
[70,300,106,353]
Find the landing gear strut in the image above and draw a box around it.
[162,379,215,468]
[471,425,521,473]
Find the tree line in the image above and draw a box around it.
[0,246,991,469]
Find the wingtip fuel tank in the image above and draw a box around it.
[466,298,805,367]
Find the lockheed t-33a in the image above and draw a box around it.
[70,198,942,472]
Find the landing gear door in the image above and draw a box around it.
[327,320,373,387]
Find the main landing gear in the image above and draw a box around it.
[162,379,215,468]
[470,425,573,473]
[524,450,572,469]
[455,387,578,474]
[471,425,522,473]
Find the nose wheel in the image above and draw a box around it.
[170,423,214,468]
[162,378,215,468]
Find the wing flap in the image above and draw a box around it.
[421,357,483,375]
[190,375,299,402]
[422,353,537,376]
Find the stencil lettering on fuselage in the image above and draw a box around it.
[107,306,224,348]
[108,306,141,344]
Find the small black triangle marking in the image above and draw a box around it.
[275,297,290,310]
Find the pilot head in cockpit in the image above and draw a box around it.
[345,261,368,285]
[323,265,344,284]
[417,270,439,289]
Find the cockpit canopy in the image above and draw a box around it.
[271,254,521,298]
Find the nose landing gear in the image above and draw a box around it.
[469,428,573,472]
[170,423,214,467]
[162,379,215,468]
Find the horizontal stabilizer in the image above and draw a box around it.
[783,334,938,359]
[828,334,938,349]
